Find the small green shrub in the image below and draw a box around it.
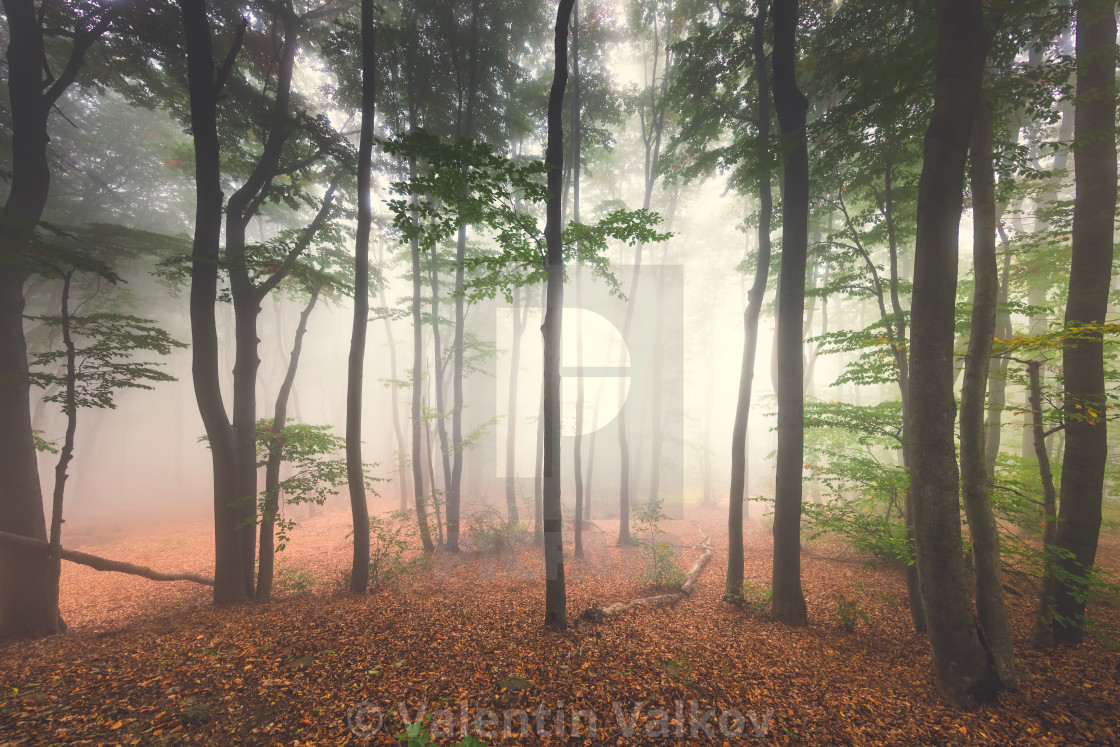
[726,581,771,616]
[463,507,528,554]
[632,497,684,590]
[274,562,316,595]
[833,591,869,632]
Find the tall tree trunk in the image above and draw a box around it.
[179,0,247,607]
[1027,360,1061,648]
[0,0,53,637]
[1050,0,1117,646]
[429,245,453,509]
[534,293,545,544]
[506,286,527,524]
[46,274,77,630]
[572,1,585,559]
[0,0,111,638]
[542,0,575,630]
[727,5,771,600]
[908,0,999,706]
[258,283,322,602]
[984,225,1013,477]
[960,96,1016,689]
[769,0,808,627]
[377,241,412,513]
[348,0,376,592]
[409,164,434,551]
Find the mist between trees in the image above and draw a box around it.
[0,0,1117,720]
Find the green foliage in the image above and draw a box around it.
[26,313,185,414]
[378,130,671,303]
[394,715,487,747]
[806,318,906,388]
[631,497,684,590]
[462,507,529,554]
[273,562,317,596]
[725,581,772,617]
[32,431,59,455]
[367,511,427,592]
[253,419,380,552]
[832,591,869,633]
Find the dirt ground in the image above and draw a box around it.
[1,499,1118,745]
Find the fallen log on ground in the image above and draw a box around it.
[579,525,714,622]
[0,530,214,586]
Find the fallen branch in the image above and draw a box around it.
[0,530,214,586]
[580,525,714,622]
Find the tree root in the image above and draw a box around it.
[580,525,714,622]
[0,530,214,586]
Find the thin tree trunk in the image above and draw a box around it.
[257,282,322,603]
[429,245,454,508]
[506,286,527,524]
[572,3,585,559]
[1026,360,1060,648]
[345,0,376,593]
[769,0,808,627]
[376,240,412,513]
[727,5,771,600]
[46,274,78,626]
[984,225,1013,477]
[410,173,435,552]
[960,95,1016,689]
[907,0,999,706]
[1048,0,1117,646]
[542,0,575,630]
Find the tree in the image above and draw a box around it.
[176,0,247,606]
[960,94,1017,689]
[1047,0,1117,646]
[769,0,808,627]
[907,0,1000,706]
[0,0,115,638]
[346,0,376,593]
[542,0,577,630]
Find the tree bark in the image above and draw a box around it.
[908,0,998,706]
[572,2,585,560]
[960,96,1017,689]
[178,0,247,607]
[727,5,771,600]
[0,531,214,586]
[769,0,808,627]
[1049,0,1117,646]
[506,286,527,524]
[0,0,110,638]
[542,0,576,631]
[1026,360,1060,648]
[257,280,322,603]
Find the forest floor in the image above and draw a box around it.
[1,500,1119,746]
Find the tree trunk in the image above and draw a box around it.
[984,226,1013,477]
[1050,0,1117,645]
[429,243,454,514]
[178,0,247,607]
[727,5,771,600]
[377,240,412,513]
[572,4,585,560]
[258,282,322,603]
[506,286,527,525]
[542,0,575,631]
[0,0,109,638]
[769,0,808,627]
[907,0,998,706]
[1026,360,1061,648]
[960,96,1016,689]
[411,211,435,553]
[345,0,376,595]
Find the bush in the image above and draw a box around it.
[632,497,685,590]
[725,581,771,616]
[462,506,528,554]
[832,591,868,632]
[273,562,316,595]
